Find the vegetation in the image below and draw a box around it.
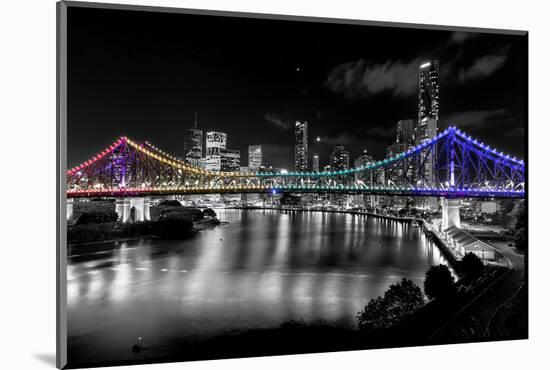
[356,278,425,332]
[158,199,183,207]
[76,210,118,225]
[202,208,217,218]
[424,265,456,300]
[151,201,204,221]
[68,200,209,244]
[460,253,485,277]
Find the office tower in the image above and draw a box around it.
[330,145,350,170]
[204,131,227,172]
[354,149,375,182]
[396,119,415,147]
[220,149,240,172]
[416,61,440,210]
[294,121,308,171]
[354,149,376,208]
[312,155,319,172]
[386,143,407,186]
[418,60,439,123]
[183,113,203,167]
[414,61,440,186]
[330,145,350,208]
[248,145,262,172]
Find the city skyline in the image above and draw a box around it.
[62,4,527,368]
[67,7,526,170]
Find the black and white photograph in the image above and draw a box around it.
[58,2,529,368]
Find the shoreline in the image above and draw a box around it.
[68,217,221,247]
[229,206,420,223]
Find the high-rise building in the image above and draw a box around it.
[414,61,439,187]
[330,145,350,208]
[330,145,350,170]
[312,155,320,172]
[386,143,407,186]
[413,117,438,184]
[353,149,376,208]
[205,131,227,156]
[183,114,203,167]
[418,60,439,122]
[248,145,262,172]
[204,131,227,172]
[396,119,414,147]
[221,149,240,172]
[294,121,308,171]
[354,149,375,182]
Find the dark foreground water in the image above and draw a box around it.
[67,209,450,364]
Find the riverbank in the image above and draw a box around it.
[230,205,420,222]
[67,217,221,246]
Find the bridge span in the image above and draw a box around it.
[66,126,525,225]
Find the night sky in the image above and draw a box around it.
[67,5,527,169]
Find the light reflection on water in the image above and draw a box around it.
[67,209,451,363]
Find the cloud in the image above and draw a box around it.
[441,108,513,128]
[264,113,290,130]
[326,58,422,99]
[459,49,509,82]
[364,126,395,140]
[319,132,356,145]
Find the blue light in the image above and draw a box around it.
[272,189,277,195]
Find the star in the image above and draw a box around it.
[296,66,301,72]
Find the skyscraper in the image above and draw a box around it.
[183,113,203,167]
[330,145,350,208]
[354,149,374,183]
[396,119,414,147]
[386,142,407,186]
[353,149,376,208]
[330,145,350,170]
[312,155,320,172]
[294,121,308,171]
[248,145,262,172]
[204,131,227,172]
[414,61,439,187]
[418,60,439,122]
[220,149,240,172]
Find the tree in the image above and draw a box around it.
[158,199,182,207]
[202,208,217,218]
[76,210,118,225]
[357,278,425,332]
[461,252,484,276]
[424,265,456,300]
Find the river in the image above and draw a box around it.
[67,209,451,364]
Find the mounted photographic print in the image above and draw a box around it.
[56,1,528,368]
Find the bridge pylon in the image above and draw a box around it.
[441,198,460,230]
[115,197,151,223]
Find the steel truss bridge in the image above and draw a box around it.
[67,127,525,199]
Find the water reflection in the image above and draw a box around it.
[67,209,451,363]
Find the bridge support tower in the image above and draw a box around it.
[115,197,151,223]
[441,198,460,230]
[67,198,73,220]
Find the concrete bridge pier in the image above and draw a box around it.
[441,198,460,230]
[115,197,151,223]
[67,198,73,220]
